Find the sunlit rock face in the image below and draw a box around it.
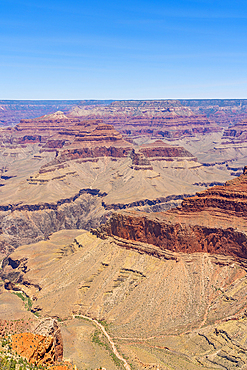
[94,168,247,259]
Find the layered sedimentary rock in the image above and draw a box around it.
[0,111,133,155]
[181,165,247,215]
[4,112,103,146]
[0,112,235,259]
[180,99,247,127]
[195,117,247,168]
[138,140,195,159]
[2,99,247,130]
[69,100,221,141]
[94,167,247,260]
[222,118,247,144]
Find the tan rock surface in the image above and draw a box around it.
[1,229,247,368]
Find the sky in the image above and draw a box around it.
[0,0,247,99]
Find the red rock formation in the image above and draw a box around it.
[57,146,133,162]
[14,115,101,143]
[0,318,63,365]
[0,111,135,157]
[181,172,247,216]
[0,112,103,146]
[12,333,56,365]
[93,167,247,260]
[11,331,71,369]
[75,124,123,142]
[138,140,196,160]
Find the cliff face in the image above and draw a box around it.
[93,167,247,260]
[0,192,106,259]
[138,140,196,159]
[2,99,247,129]
[0,112,236,259]
[93,211,247,259]
[0,101,85,127]
[181,165,247,215]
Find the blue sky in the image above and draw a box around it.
[0,0,247,99]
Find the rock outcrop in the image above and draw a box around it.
[2,99,247,129]
[12,332,56,365]
[138,140,196,160]
[0,318,63,366]
[181,165,247,216]
[0,100,85,127]
[93,167,247,260]
[0,192,107,258]
[33,318,63,362]
[180,99,247,127]
[2,226,247,369]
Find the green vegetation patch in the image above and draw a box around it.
[12,292,33,311]
[91,329,124,369]
[0,338,49,370]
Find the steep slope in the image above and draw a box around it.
[1,229,247,369]
[2,169,247,368]
[94,167,247,260]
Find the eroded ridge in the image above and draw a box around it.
[93,167,247,260]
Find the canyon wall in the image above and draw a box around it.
[93,167,247,260]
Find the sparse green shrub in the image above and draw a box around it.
[13,292,26,302]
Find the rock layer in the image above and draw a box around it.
[93,167,247,260]
[69,100,221,141]
[222,118,247,143]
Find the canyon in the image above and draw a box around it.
[0,100,247,370]
[93,167,247,260]
[0,110,233,259]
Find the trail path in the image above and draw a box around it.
[73,314,131,370]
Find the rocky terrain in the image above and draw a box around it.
[69,100,221,142]
[1,102,247,369]
[2,100,247,130]
[222,118,247,144]
[1,221,247,369]
[94,167,247,260]
[0,317,73,370]
[0,112,235,260]
[185,117,247,170]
